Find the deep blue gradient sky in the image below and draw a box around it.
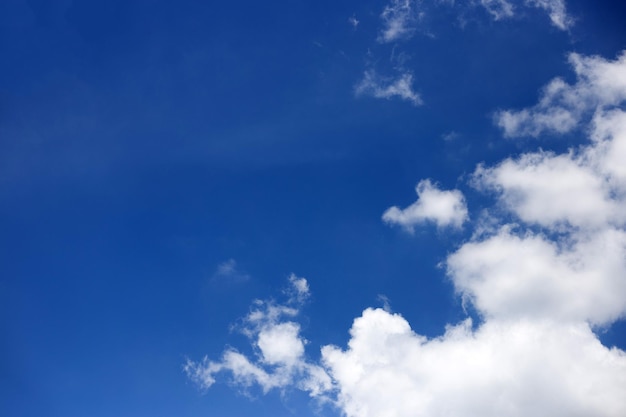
[2,1,626,416]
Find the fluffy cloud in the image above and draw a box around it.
[382,179,468,230]
[496,52,626,138]
[184,274,332,396]
[187,51,626,416]
[473,151,622,229]
[211,259,250,283]
[355,70,422,105]
[322,309,626,417]
[479,0,515,20]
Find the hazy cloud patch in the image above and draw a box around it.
[355,70,422,105]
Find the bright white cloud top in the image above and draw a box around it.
[382,179,468,230]
[186,49,626,416]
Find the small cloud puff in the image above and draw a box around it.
[495,52,626,138]
[383,179,468,231]
[186,50,626,417]
[184,276,332,397]
[480,0,515,21]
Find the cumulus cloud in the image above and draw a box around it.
[382,179,468,230]
[355,70,422,105]
[187,51,626,417]
[473,151,623,229]
[328,50,626,414]
[322,309,626,417]
[496,52,626,138]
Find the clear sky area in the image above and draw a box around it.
[2,1,626,416]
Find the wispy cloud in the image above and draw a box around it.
[348,15,359,29]
[378,0,421,43]
[355,70,422,105]
[495,52,626,138]
[382,179,468,230]
[477,0,572,29]
[328,50,626,417]
[211,259,250,284]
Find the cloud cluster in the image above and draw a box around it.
[187,50,626,416]
[184,275,332,397]
[327,49,626,416]
[382,179,468,230]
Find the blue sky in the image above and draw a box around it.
[2,1,626,416]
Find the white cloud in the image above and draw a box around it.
[355,70,422,105]
[447,227,626,325]
[383,179,468,230]
[496,52,626,138]
[525,0,572,30]
[378,0,420,43]
[188,51,626,417]
[321,309,626,417]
